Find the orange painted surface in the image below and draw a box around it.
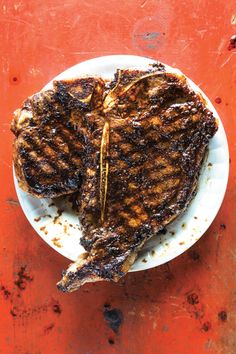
[1,1,236,353]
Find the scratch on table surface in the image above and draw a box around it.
[201,257,228,287]
[231,13,236,25]
[14,2,24,11]
[220,54,234,68]
[204,339,214,350]
[171,298,189,318]
[172,314,191,320]
[0,17,35,28]
[197,29,207,39]
[6,199,19,206]
[43,45,63,53]
[105,11,133,24]
[140,310,146,318]
[16,28,36,41]
[168,295,179,300]
[29,67,41,76]
[210,83,223,98]
[2,4,7,14]
[71,15,81,28]
[217,38,226,54]
[140,0,149,8]
[215,232,221,262]
[170,303,182,309]
[128,310,136,316]
[230,250,236,260]
[181,41,192,52]
[46,3,78,12]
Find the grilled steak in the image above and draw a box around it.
[12,77,104,198]
[12,64,218,292]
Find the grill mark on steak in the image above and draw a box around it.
[19,133,79,183]
[23,133,70,169]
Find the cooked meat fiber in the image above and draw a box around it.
[12,65,218,291]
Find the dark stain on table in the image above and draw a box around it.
[44,323,55,334]
[187,293,199,305]
[10,308,18,317]
[52,303,62,315]
[201,321,211,332]
[9,76,21,85]
[189,250,200,261]
[14,266,33,290]
[108,338,115,345]
[0,286,11,300]
[218,310,227,322]
[103,306,123,334]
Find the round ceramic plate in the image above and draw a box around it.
[14,55,229,272]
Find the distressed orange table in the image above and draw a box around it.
[1,1,236,353]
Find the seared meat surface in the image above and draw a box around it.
[12,77,104,197]
[11,65,218,292]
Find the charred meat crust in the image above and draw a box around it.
[12,77,105,198]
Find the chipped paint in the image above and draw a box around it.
[133,31,162,50]
[231,13,236,25]
[6,198,19,206]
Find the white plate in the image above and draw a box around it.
[14,55,229,272]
